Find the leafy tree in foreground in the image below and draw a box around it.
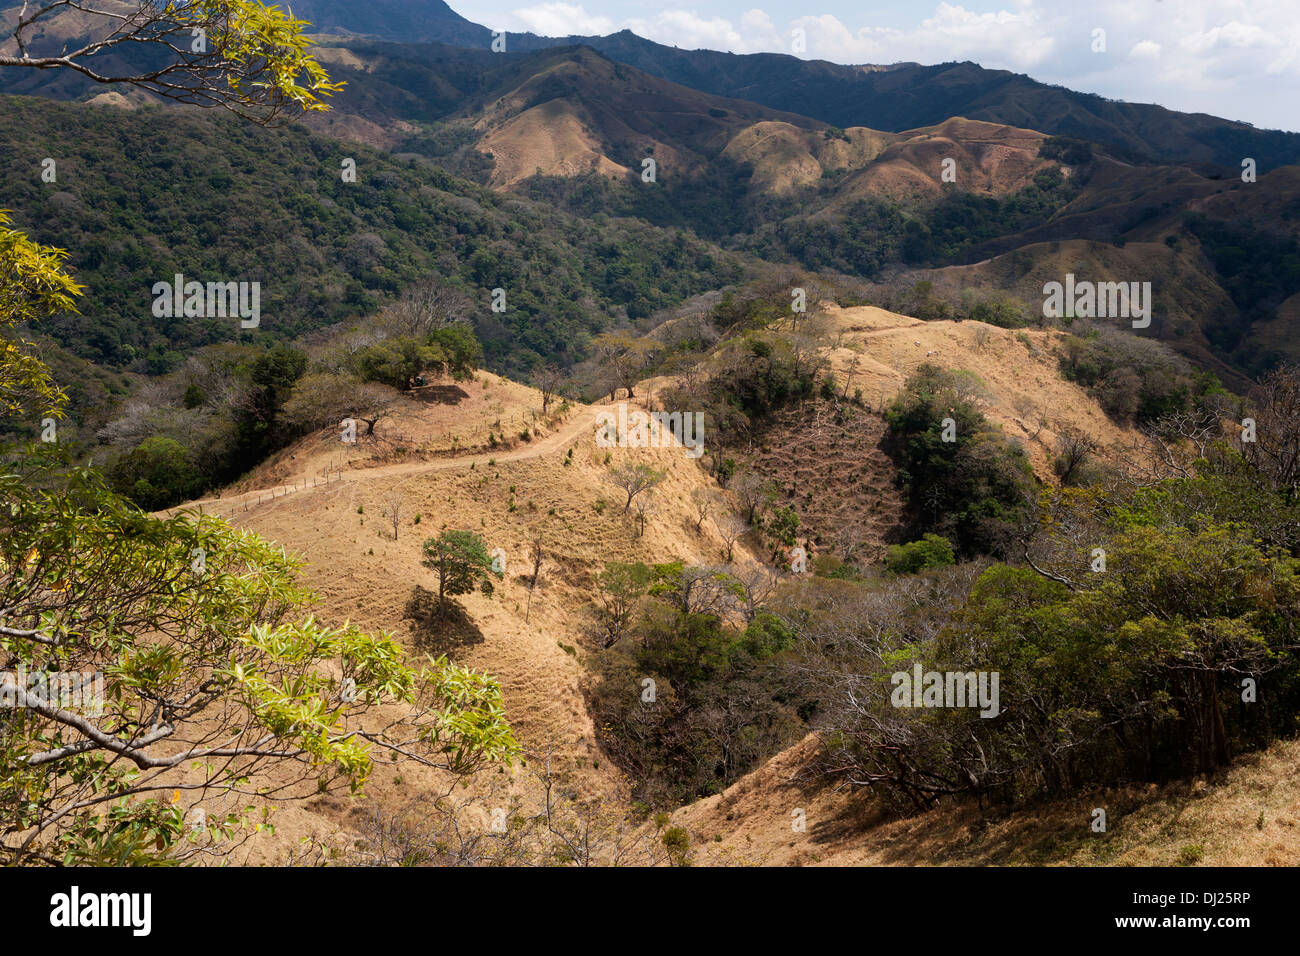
[0,0,341,125]
[0,463,516,865]
[0,222,516,866]
[0,211,81,421]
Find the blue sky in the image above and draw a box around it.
[450,1,1300,131]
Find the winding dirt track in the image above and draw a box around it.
[168,399,625,517]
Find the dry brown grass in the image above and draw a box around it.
[171,310,1288,866]
[811,303,1140,479]
[671,735,1300,867]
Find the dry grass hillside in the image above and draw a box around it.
[721,122,895,193]
[469,47,818,186]
[177,372,770,862]
[478,97,633,186]
[808,303,1138,478]
[668,734,1300,866]
[827,118,1054,206]
[718,116,1055,201]
[171,305,1287,866]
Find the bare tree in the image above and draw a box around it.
[535,364,566,414]
[787,332,831,385]
[689,487,715,534]
[351,384,399,439]
[1053,427,1097,486]
[731,469,773,524]
[382,491,404,541]
[1013,396,1048,443]
[1106,409,1222,491]
[632,489,659,538]
[279,374,399,440]
[348,746,669,867]
[718,514,748,563]
[778,562,990,811]
[840,354,862,401]
[609,463,665,514]
[388,280,472,338]
[592,332,655,400]
[657,565,741,617]
[828,524,867,564]
[1244,364,1300,499]
[525,536,544,624]
[731,563,779,624]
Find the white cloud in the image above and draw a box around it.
[1129,40,1161,60]
[790,4,1056,69]
[509,4,615,37]
[622,11,765,52]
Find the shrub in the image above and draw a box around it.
[107,436,205,509]
[885,364,1034,557]
[884,533,956,574]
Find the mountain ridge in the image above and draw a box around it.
[274,4,1300,167]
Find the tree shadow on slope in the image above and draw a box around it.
[403,585,485,656]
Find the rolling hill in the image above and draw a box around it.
[268,3,1300,169]
[147,296,1298,868]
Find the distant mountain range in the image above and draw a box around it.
[4,0,1300,387]
[279,0,1300,170]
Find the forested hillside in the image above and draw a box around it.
[0,95,746,375]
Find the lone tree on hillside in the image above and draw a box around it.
[1053,427,1098,486]
[389,279,472,337]
[421,530,501,618]
[731,469,774,524]
[718,514,748,563]
[592,331,654,400]
[349,383,399,438]
[535,364,566,413]
[278,375,398,440]
[609,462,665,514]
[525,535,544,624]
[689,487,715,534]
[382,491,404,540]
[632,488,659,537]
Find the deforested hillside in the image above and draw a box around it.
[5,1,1300,911]
[7,29,1300,391]
[124,287,1300,871]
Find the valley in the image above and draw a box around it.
[1,0,1299,889]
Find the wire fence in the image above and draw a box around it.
[165,468,346,520]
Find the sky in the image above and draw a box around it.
[450,0,1300,131]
